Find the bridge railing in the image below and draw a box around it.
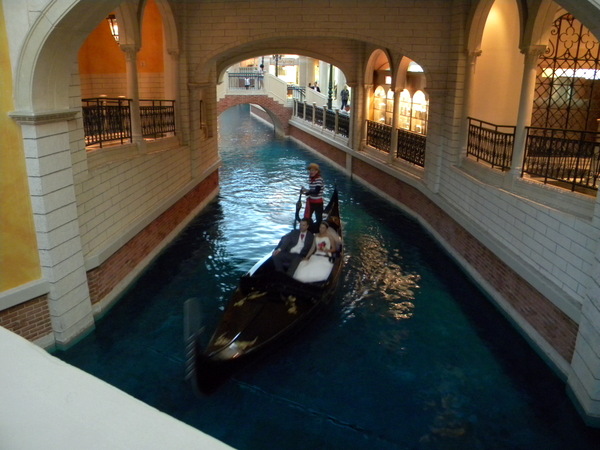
[227,71,265,91]
[292,99,349,139]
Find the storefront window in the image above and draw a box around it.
[385,90,394,125]
[399,89,412,130]
[373,86,387,122]
[411,90,428,134]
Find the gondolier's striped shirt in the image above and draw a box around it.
[307,175,324,202]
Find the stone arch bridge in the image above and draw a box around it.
[217,94,293,136]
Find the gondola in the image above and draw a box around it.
[185,188,343,394]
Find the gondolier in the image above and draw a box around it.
[302,163,324,229]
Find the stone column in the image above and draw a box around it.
[458,49,482,162]
[318,61,328,93]
[298,56,308,87]
[389,87,401,164]
[508,45,546,181]
[10,111,95,348]
[166,48,180,137]
[362,83,373,150]
[121,44,143,144]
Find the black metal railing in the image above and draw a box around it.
[337,112,350,138]
[397,129,426,167]
[82,97,175,148]
[315,106,324,126]
[296,101,305,119]
[523,127,600,191]
[292,99,349,138]
[227,71,264,90]
[324,109,336,133]
[140,99,176,139]
[82,97,132,147]
[304,103,314,122]
[467,117,515,171]
[366,120,392,154]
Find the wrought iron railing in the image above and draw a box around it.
[397,129,426,167]
[324,109,336,133]
[315,106,324,126]
[467,117,515,171]
[337,113,350,138]
[82,97,132,147]
[304,103,314,122]
[292,99,348,138]
[140,99,176,139]
[366,120,392,154]
[227,71,264,90]
[82,97,175,148]
[523,127,600,191]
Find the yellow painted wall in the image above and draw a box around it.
[78,15,125,74]
[139,0,164,73]
[78,0,164,75]
[0,6,42,290]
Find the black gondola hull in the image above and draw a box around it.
[190,189,343,394]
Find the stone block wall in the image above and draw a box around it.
[86,171,218,306]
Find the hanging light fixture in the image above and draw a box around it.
[106,14,119,43]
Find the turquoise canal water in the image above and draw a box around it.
[56,105,600,449]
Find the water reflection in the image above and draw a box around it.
[342,232,419,323]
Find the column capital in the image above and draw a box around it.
[120,44,140,57]
[520,44,547,59]
[467,48,482,61]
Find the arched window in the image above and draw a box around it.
[399,89,412,130]
[385,89,395,125]
[373,86,387,123]
[411,90,428,134]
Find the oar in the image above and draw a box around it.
[183,298,203,382]
[294,187,303,228]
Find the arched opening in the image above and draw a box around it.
[364,50,427,167]
[78,0,178,149]
[532,11,600,131]
[471,0,522,125]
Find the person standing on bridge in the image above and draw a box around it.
[257,64,264,89]
[340,86,350,111]
[302,163,324,231]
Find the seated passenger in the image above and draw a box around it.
[293,221,335,283]
[272,219,314,275]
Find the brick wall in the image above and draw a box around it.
[289,126,347,169]
[86,171,218,304]
[0,295,53,342]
